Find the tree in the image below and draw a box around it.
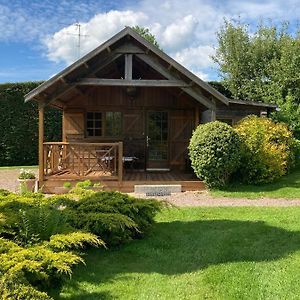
[131,26,161,49]
[213,20,300,137]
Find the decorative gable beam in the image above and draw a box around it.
[136,54,215,110]
[115,43,146,54]
[77,78,189,87]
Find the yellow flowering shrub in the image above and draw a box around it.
[235,115,295,184]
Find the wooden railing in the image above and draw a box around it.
[43,142,123,181]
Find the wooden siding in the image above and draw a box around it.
[216,102,268,124]
[62,86,200,170]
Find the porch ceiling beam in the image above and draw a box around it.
[42,53,122,107]
[136,54,215,110]
[41,84,75,108]
[76,78,189,87]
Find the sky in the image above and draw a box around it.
[0,0,300,83]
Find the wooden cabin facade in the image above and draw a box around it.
[25,27,276,193]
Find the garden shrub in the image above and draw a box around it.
[0,187,162,298]
[188,121,242,188]
[235,115,295,184]
[57,191,164,246]
[0,193,104,299]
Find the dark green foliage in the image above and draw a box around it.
[131,26,161,49]
[208,81,233,98]
[60,191,164,246]
[189,121,242,188]
[0,82,62,166]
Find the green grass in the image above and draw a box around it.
[50,207,300,300]
[211,165,300,199]
[0,165,38,170]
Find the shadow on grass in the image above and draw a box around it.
[214,166,300,195]
[52,218,300,299]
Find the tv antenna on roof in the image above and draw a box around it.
[62,21,89,59]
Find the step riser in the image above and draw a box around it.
[134,184,182,196]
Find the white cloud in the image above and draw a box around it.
[160,15,198,51]
[4,0,300,81]
[44,10,148,64]
[174,46,215,70]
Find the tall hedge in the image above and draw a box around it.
[0,82,62,166]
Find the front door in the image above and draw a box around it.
[146,111,169,170]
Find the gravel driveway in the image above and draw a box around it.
[1,168,300,206]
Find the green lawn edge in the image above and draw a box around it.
[210,165,300,199]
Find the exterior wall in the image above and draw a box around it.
[62,86,202,170]
[216,102,268,125]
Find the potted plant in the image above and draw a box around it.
[18,169,36,192]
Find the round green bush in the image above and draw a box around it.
[235,115,295,184]
[188,121,242,188]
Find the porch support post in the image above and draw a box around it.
[118,142,123,183]
[211,98,216,121]
[38,103,44,185]
[195,107,200,128]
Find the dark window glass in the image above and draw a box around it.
[106,112,122,137]
[86,112,102,136]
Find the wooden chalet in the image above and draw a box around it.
[25,27,276,193]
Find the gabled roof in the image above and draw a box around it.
[25,27,229,107]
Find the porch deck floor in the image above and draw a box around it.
[42,170,205,193]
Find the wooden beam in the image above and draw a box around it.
[38,103,44,185]
[42,84,75,107]
[125,54,133,80]
[115,43,146,54]
[77,78,189,87]
[42,53,122,107]
[136,54,215,109]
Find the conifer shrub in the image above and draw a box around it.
[188,121,242,188]
[0,193,103,299]
[61,191,164,246]
[235,115,295,184]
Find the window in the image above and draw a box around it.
[106,112,122,137]
[86,112,122,137]
[86,112,102,137]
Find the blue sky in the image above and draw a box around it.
[1,0,299,83]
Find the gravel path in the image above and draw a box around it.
[1,169,300,206]
[131,190,300,207]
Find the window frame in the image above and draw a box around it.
[85,111,122,138]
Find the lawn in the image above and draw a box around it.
[50,207,300,300]
[211,164,300,199]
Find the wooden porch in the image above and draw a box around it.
[40,141,204,193]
